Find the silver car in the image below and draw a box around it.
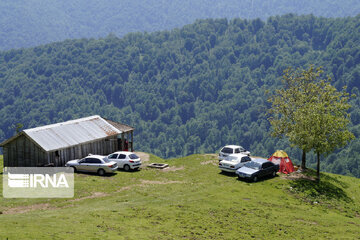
[65,155,118,176]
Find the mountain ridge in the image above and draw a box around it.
[1,0,360,50]
[0,15,359,177]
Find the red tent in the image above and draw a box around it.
[268,150,295,174]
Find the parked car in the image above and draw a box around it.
[218,154,252,173]
[218,145,250,162]
[235,158,279,182]
[107,151,142,171]
[65,155,118,176]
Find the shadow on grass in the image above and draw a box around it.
[117,168,141,173]
[301,169,350,189]
[289,170,352,203]
[237,174,278,183]
[218,171,237,177]
[75,172,117,177]
[219,171,279,183]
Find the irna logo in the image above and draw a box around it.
[3,167,74,198]
[8,172,69,188]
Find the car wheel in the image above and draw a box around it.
[253,176,258,182]
[97,169,105,176]
[124,164,130,171]
[272,171,277,177]
[71,166,77,173]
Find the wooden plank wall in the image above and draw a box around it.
[3,146,8,167]
[47,136,119,166]
[4,135,122,167]
[3,135,47,167]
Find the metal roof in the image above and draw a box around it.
[104,119,134,132]
[0,115,133,152]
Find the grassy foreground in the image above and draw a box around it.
[0,154,359,239]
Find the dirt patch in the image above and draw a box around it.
[135,152,150,162]
[201,153,218,165]
[70,192,109,202]
[118,186,133,191]
[200,160,218,166]
[280,171,316,181]
[140,180,183,185]
[161,166,184,172]
[3,203,51,215]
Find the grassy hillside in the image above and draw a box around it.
[0,154,359,239]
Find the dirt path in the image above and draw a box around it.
[2,203,52,215]
[134,152,150,162]
[201,154,218,166]
[161,166,184,172]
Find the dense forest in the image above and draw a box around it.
[1,0,360,50]
[0,15,360,177]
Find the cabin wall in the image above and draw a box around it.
[3,135,47,167]
[3,146,8,167]
[48,136,119,166]
[3,134,126,167]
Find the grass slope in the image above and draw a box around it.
[0,154,359,239]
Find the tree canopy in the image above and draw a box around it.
[268,66,355,179]
[1,0,360,50]
[0,15,359,177]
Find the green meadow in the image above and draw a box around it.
[0,154,359,239]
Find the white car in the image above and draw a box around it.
[65,155,118,176]
[219,154,252,173]
[218,145,250,162]
[107,151,142,171]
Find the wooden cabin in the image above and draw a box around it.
[0,115,134,167]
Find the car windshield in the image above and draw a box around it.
[102,157,111,163]
[129,154,139,159]
[244,161,261,170]
[221,147,233,154]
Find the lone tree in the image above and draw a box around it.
[268,66,354,180]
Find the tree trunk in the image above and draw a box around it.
[301,150,306,170]
[316,151,320,182]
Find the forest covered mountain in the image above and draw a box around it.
[1,0,360,50]
[0,15,360,177]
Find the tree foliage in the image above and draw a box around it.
[268,66,355,179]
[0,15,359,177]
[1,0,360,50]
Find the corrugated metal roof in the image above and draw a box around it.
[105,119,135,132]
[21,115,124,152]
